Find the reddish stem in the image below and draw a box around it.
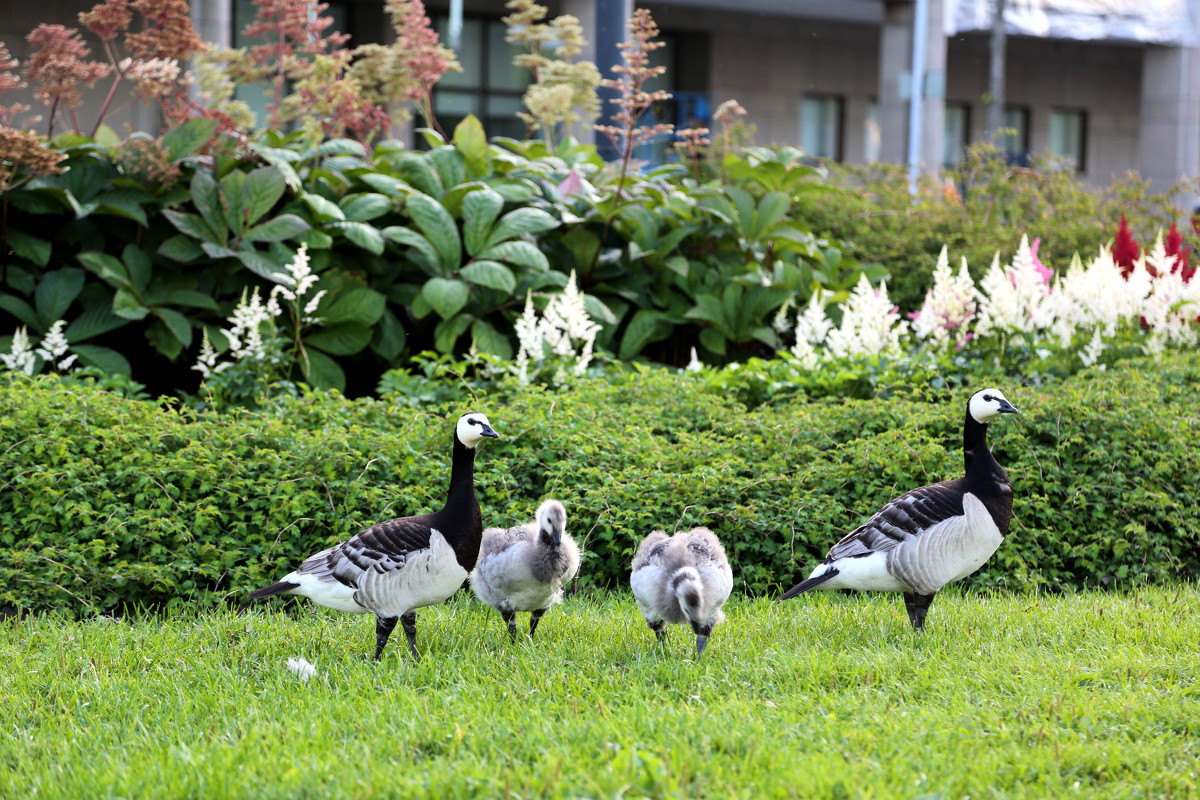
[91,71,124,138]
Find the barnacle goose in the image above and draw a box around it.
[781,388,1019,630]
[470,499,581,639]
[248,412,499,660]
[630,527,733,656]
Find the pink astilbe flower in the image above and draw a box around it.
[23,24,111,135]
[1029,238,1054,285]
[79,0,133,42]
[126,0,203,60]
[388,0,460,134]
[0,42,31,128]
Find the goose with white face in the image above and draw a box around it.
[456,413,499,448]
[968,388,1019,423]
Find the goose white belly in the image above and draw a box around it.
[889,492,1003,595]
[811,552,908,592]
[474,545,561,611]
[353,530,469,618]
[285,571,371,614]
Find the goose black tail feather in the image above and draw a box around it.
[248,581,299,600]
[779,568,839,601]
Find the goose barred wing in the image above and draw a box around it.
[825,481,966,561]
[297,515,434,588]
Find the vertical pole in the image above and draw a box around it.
[595,0,633,161]
[906,0,929,191]
[449,0,463,50]
[987,0,1007,141]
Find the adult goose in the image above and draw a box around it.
[249,412,499,659]
[630,527,733,656]
[470,499,581,640]
[781,388,1018,630]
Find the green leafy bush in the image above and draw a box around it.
[2,353,1197,614]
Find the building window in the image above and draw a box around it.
[1001,106,1030,163]
[865,100,881,163]
[432,16,528,141]
[1049,109,1087,172]
[801,95,843,161]
[943,103,970,169]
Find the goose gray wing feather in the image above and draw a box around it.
[825,481,966,562]
[296,514,435,588]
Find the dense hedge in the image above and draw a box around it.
[2,354,1198,613]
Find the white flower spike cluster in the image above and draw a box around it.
[791,232,1200,368]
[1,321,78,375]
[514,270,602,384]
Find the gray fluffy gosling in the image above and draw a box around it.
[630,527,733,656]
[781,388,1019,630]
[249,412,498,660]
[470,500,581,639]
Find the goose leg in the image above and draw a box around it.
[529,608,547,639]
[374,615,397,660]
[903,592,936,631]
[648,619,666,644]
[400,611,419,659]
[500,609,518,640]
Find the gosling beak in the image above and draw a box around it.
[695,634,709,657]
[998,399,1019,414]
[480,423,499,438]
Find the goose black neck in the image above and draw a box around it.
[442,436,484,569]
[962,410,1000,479]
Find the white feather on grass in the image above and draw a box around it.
[286,657,317,682]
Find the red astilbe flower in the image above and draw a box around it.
[388,0,460,134]
[23,24,111,135]
[1165,220,1194,282]
[79,0,133,42]
[1112,213,1141,278]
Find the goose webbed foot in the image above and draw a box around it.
[401,611,419,660]
[529,608,547,639]
[903,592,936,631]
[374,615,397,661]
[501,609,518,641]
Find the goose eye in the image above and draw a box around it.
[983,394,993,401]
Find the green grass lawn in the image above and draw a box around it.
[1,587,1197,799]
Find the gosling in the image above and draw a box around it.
[470,500,581,640]
[630,527,733,656]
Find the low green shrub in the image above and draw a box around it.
[2,354,1198,614]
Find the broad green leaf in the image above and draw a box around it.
[147,318,184,359]
[35,268,85,328]
[462,188,504,256]
[619,309,670,359]
[461,260,516,293]
[756,192,790,236]
[165,290,220,312]
[241,167,286,227]
[685,294,727,329]
[453,114,489,178]
[664,256,690,277]
[302,192,345,222]
[154,307,193,349]
[190,171,221,233]
[0,293,39,329]
[583,294,618,325]
[304,322,372,355]
[429,147,466,191]
[434,313,471,353]
[234,249,285,281]
[483,208,559,250]
[321,287,386,326]
[157,235,204,263]
[295,229,334,250]
[76,251,130,287]
[699,327,726,355]
[370,308,407,361]
[71,344,131,375]
[421,277,469,319]
[243,214,310,243]
[112,290,150,321]
[162,118,218,162]
[219,170,246,234]
[122,245,152,292]
[316,138,366,158]
[7,230,51,267]
[248,142,302,192]
[357,173,408,197]
[163,210,221,244]
[477,240,548,272]
[339,193,391,223]
[65,307,127,342]
[406,193,462,274]
[392,153,443,197]
[201,242,240,260]
[301,347,345,392]
[325,221,385,255]
[382,226,439,274]
[471,318,511,359]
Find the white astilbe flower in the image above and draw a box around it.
[911,247,977,349]
[685,347,703,372]
[192,329,226,378]
[286,656,317,682]
[789,289,832,368]
[1079,327,1106,367]
[34,320,78,371]
[1140,232,1200,352]
[1,327,36,374]
[269,244,323,325]
[772,297,793,333]
[975,236,1053,336]
[825,276,906,359]
[225,288,274,362]
[513,271,603,384]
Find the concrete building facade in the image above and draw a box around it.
[3,0,1199,193]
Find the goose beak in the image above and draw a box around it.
[998,399,1019,414]
[695,634,709,657]
[480,424,499,438]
